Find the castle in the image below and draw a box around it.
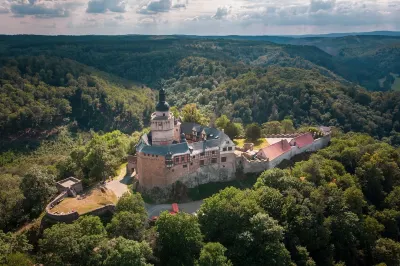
[128,88,332,197]
[129,88,237,191]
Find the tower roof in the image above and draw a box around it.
[156,88,170,112]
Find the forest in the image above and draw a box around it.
[0,35,400,265]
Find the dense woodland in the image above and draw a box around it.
[0,35,400,265]
[2,133,400,265]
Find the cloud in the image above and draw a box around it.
[11,3,69,18]
[86,0,127,13]
[213,6,231,20]
[309,0,335,13]
[0,5,9,14]
[138,0,171,14]
[8,0,82,18]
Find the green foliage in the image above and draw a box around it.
[0,56,153,136]
[0,174,23,231]
[215,115,230,130]
[0,231,32,264]
[107,211,147,241]
[116,192,147,216]
[245,123,261,140]
[181,103,210,126]
[70,130,130,182]
[156,212,203,266]
[373,238,400,266]
[98,237,153,266]
[197,242,232,266]
[20,165,57,218]
[39,216,107,266]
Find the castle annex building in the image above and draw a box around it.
[129,88,236,189]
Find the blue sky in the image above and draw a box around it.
[0,0,399,35]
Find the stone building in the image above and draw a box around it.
[129,88,236,190]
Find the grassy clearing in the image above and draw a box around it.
[51,188,117,215]
[188,174,259,201]
[233,138,269,149]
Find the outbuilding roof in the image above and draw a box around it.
[258,139,291,160]
[290,133,314,148]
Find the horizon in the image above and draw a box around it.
[1,30,400,37]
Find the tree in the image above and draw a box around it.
[215,115,230,130]
[181,103,209,126]
[262,121,282,135]
[344,186,366,216]
[385,186,400,210]
[197,242,232,266]
[107,211,147,241]
[281,119,295,134]
[234,213,292,265]
[373,238,400,266]
[0,231,32,265]
[170,106,180,119]
[115,193,147,218]
[292,246,316,266]
[0,174,24,230]
[98,237,152,266]
[20,166,57,217]
[0,252,32,266]
[156,212,203,266]
[254,186,284,220]
[39,216,106,266]
[245,123,261,140]
[224,122,241,139]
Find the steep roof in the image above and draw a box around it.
[291,133,314,148]
[136,134,190,156]
[258,139,291,160]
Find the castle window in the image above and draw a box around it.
[156,155,158,158]
[211,158,217,164]
[190,162,193,165]
[212,151,215,155]
[226,141,229,144]
[223,148,227,151]
[193,156,195,159]
[228,147,232,151]
[175,157,179,163]
[200,160,205,166]
[152,155,154,157]
[181,156,185,162]
[221,157,227,163]
[163,113,165,116]
[200,152,205,156]
[183,164,187,168]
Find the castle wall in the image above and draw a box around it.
[242,135,331,173]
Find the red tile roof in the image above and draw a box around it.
[258,139,291,160]
[290,133,314,148]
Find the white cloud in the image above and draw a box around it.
[0,0,399,35]
[213,6,231,19]
[86,0,127,13]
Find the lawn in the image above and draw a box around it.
[51,188,117,215]
[188,173,259,201]
[233,138,269,149]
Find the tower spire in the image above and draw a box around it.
[155,82,170,112]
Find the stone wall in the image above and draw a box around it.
[242,135,331,174]
[45,192,80,223]
[84,204,116,217]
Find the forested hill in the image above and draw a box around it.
[0,35,400,143]
[0,56,154,142]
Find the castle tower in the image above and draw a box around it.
[151,88,175,145]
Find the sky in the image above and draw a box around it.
[0,0,399,35]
